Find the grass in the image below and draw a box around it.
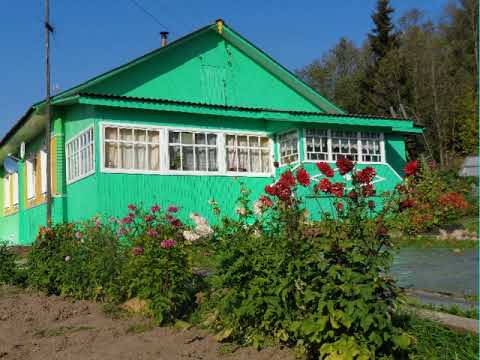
[102,302,129,319]
[406,299,478,319]
[398,234,477,250]
[34,325,95,338]
[125,321,155,334]
[396,314,479,360]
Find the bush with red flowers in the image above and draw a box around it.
[204,162,411,359]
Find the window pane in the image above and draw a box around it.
[250,149,261,172]
[120,143,133,169]
[249,136,259,147]
[195,133,206,145]
[169,131,180,144]
[169,146,181,170]
[226,135,235,146]
[237,136,248,147]
[181,132,193,145]
[208,148,218,171]
[148,145,160,170]
[261,150,270,173]
[182,146,194,170]
[226,148,237,171]
[238,148,248,172]
[105,143,117,168]
[120,128,133,141]
[207,134,217,145]
[195,147,207,171]
[135,144,146,169]
[148,131,159,143]
[135,129,146,142]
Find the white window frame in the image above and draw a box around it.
[99,122,274,177]
[225,133,272,176]
[12,172,18,206]
[26,158,35,200]
[304,128,330,162]
[3,175,10,209]
[303,129,385,164]
[277,129,300,166]
[65,126,95,184]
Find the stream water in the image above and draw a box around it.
[391,247,478,307]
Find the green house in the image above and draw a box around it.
[0,20,421,245]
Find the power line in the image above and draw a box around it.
[127,0,169,31]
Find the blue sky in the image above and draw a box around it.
[0,0,448,138]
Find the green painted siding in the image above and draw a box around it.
[0,213,19,244]
[89,32,320,112]
[385,134,407,176]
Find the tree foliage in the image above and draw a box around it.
[297,0,478,167]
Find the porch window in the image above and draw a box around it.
[278,130,299,165]
[26,159,35,200]
[331,131,359,161]
[168,131,218,172]
[360,132,382,162]
[225,134,271,173]
[3,173,18,209]
[305,129,329,161]
[66,127,95,183]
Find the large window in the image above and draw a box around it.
[66,127,95,183]
[168,131,218,172]
[305,129,329,161]
[26,158,35,200]
[104,126,160,171]
[278,130,299,165]
[360,132,382,162]
[331,131,359,161]
[225,134,271,173]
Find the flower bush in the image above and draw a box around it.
[0,241,25,286]
[202,160,411,359]
[391,159,472,234]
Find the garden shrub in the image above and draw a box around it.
[113,204,207,323]
[202,161,411,359]
[392,159,471,234]
[27,217,125,300]
[0,241,21,285]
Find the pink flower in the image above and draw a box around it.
[151,204,160,213]
[118,228,129,236]
[128,212,135,219]
[167,205,178,213]
[95,219,101,227]
[75,231,82,239]
[144,215,154,222]
[132,246,144,256]
[147,228,158,238]
[128,204,137,211]
[121,216,132,224]
[160,239,176,249]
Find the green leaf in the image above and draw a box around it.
[392,333,411,350]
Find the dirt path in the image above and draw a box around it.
[0,287,293,360]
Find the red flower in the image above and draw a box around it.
[144,215,154,222]
[316,178,332,193]
[265,185,277,196]
[167,205,178,213]
[128,204,137,211]
[330,182,345,198]
[399,199,416,210]
[404,160,419,177]
[275,182,292,201]
[368,200,375,209]
[150,204,160,213]
[316,162,334,177]
[132,246,144,256]
[354,167,376,184]
[279,171,296,187]
[336,158,354,175]
[259,196,273,208]
[336,202,344,212]
[361,184,376,197]
[438,192,468,210]
[121,216,132,224]
[146,228,158,238]
[347,191,358,200]
[296,168,310,187]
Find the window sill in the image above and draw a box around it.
[101,167,274,178]
[3,207,19,216]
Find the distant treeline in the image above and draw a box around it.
[297,0,477,168]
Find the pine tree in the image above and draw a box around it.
[368,0,398,66]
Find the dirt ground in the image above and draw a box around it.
[0,286,294,360]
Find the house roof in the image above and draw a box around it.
[1,19,420,153]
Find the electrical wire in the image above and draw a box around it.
[127,0,169,31]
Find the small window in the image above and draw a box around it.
[168,131,218,172]
[305,129,329,161]
[26,159,35,200]
[66,127,95,183]
[360,132,382,162]
[278,130,299,165]
[225,134,271,173]
[3,175,10,209]
[331,131,358,161]
[3,173,18,209]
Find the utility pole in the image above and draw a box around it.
[44,0,53,225]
